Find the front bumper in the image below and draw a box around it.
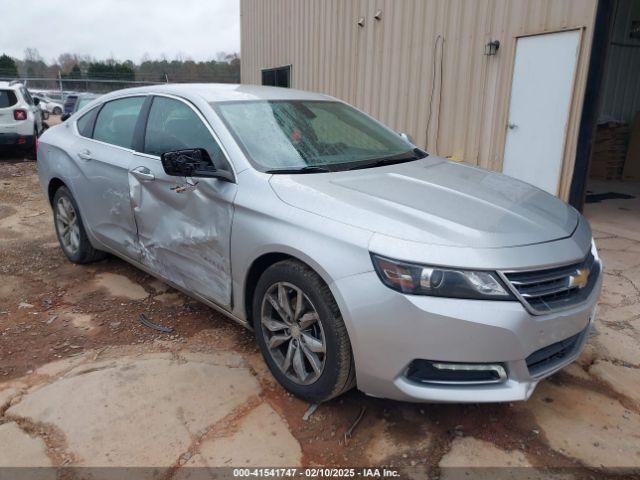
[330,268,602,403]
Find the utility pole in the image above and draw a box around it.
[58,71,64,99]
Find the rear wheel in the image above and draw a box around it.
[52,186,106,264]
[253,260,355,402]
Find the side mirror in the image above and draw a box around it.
[160,148,233,182]
[61,113,71,122]
[399,132,415,145]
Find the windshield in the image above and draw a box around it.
[213,100,424,172]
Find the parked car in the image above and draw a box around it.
[61,93,101,121]
[36,90,65,102]
[36,84,602,403]
[33,94,63,115]
[0,81,44,156]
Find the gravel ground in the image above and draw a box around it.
[0,149,639,478]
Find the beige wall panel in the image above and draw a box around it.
[241,0,598,199]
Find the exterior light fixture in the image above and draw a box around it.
[374,10,382,21]
[484,40,500,56]
[357,17,365,27]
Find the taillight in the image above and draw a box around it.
[14,109,27,121]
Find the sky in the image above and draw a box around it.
[1,0,240,63]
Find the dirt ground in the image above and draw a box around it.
[1,140,639,478]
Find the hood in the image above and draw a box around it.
[268,157,579,249]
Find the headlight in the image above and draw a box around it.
[371,254,514,300]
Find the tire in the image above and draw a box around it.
[53,107,62,115]
[253,260,356,402]
[52,186,106,264]
[25,128,37,160]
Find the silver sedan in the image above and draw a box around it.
[37,84,602,403]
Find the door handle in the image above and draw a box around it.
[130,166,155,182]
[77,149,93,161]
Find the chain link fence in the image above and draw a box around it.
[0,73,240,97]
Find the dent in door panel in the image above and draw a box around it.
[128,174,234,305]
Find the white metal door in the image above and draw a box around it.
[502,30,581,195]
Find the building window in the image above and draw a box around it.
[262,65,291,88]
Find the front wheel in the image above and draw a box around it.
[53,107,62,115]
[52,186,106,264]
[253,260,355,402]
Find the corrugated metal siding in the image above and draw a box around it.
[599,0,640,123]
[241,0,598,199]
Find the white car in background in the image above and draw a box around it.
[0,81,44,156]
[34,94,63,115]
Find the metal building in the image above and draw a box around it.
[241,0,640,208]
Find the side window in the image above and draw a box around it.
[76,107,99,138]
[93,97,145,148]
[21,88,34,105]
[0,90,18,108]
[144,96,227,169]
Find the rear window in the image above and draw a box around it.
[0,90,18,108]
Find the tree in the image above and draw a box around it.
[0,54,18,78]
[61,63,83,90]
[22,47,47,85]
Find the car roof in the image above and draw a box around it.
[97,83,334,104]
[0,81,20,90]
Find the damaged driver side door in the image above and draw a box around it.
[128,95,237,308]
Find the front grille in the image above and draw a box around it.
[526,330,583,377]
[502,252,600,314]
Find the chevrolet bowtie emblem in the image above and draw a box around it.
[569,268,590,289]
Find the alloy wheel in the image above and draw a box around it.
[55,196,81,255]
[260,281,326,385]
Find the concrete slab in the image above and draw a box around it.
[190,402,301,467]
[365,418,431,464]
[34,353,92,378]
[595,236,640,252]
[589,360,640,405]
[439,436,530,467]
[594,324,640,365]
[7,352,261,467]
[93,273,149,300]
[0,386,19,411]
[439,437,570,480]
[598,303,640,325]
[529,382,640,468]
[0,422,53,469]
[561,363,591,381]
[598,272,638,308]
[585,180,640,242]
[597,250,640,272]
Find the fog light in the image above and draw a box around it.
[406,360,507,385]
